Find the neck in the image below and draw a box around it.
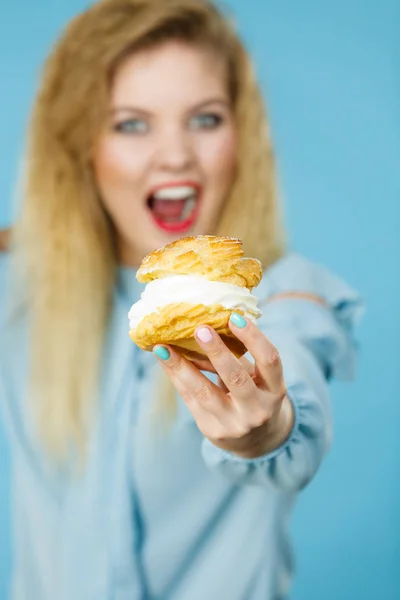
[117,236,143,268]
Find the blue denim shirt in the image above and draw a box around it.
[0,253,363,600]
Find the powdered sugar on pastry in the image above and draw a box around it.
[136,235,263,289]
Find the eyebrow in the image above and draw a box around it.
[110,97,230,117]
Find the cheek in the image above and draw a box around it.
[93,137,147,190]
[199,130,238,186]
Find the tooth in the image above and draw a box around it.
[154,186,197,200]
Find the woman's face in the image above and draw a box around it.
[93,41,238,265]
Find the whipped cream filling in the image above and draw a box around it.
[128,274,262,330]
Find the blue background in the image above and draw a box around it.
[0,1,398,598]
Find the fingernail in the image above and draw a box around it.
[230,312,247,328]
[196,327,213,343]
[154,346,170,361]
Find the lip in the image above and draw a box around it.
[146,179,202,234]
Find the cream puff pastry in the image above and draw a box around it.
[128,235,263,360]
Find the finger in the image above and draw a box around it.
[189,360,229,392]
[153,344,226,418]
[191,358,216,373]
[189,358,254,396]
[217,376,229,394]
[228,313,286,398]
[192,355,254,376]
[194,326,257,404]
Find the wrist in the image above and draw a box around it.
[231,396,295,460]
[265,395,295,453]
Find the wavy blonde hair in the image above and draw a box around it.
[12,0,285,458]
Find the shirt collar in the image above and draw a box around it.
[116,265,144,303]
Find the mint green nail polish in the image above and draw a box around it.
[230,312,247,328]
[154,346,170,361]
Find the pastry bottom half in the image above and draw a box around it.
[129,302,251,360]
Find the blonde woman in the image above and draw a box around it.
[0,1,362,598]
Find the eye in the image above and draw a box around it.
[113,118,149,135]
[190,113,224,131]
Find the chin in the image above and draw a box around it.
[125,210,217,265]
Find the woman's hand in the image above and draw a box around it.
[0,227,11,252]
[153,313,294,459]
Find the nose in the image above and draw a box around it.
[154,126,195,172]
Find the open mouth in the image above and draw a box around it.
[146,183,201,233]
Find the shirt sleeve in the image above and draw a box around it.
[201,253,364,492]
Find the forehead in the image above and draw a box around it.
[110,41,228,109]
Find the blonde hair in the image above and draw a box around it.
[12,0,286,458]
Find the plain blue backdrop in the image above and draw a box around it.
[0,1,398,598]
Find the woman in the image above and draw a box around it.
[0,0,362,598]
